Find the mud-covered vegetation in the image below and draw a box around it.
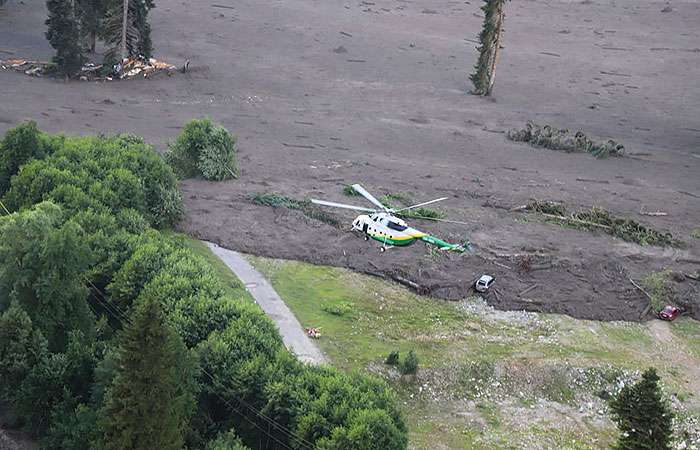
[251,192,341,227]
[524,200,678,247]
[0,123,407,450]
[508,122,624,158]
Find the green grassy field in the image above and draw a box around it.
[244,256,700,450]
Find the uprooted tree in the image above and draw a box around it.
[470,0,508,96]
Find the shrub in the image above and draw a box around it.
[343,185,359,196]
[385,351,400,366]
[166,118,238,181]
[399,350,419,375]
[321,301,354,317]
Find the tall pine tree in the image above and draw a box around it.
[77,0,106,53]
[609,368,673,450]
[101,0,154,63]
[45,0,86,75]
[100,295,197,450]
[470,0,508,96]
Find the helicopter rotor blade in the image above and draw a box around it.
[402,214,472,225]
[393,197,448,213]
[311,199,376,213]
[350,184,390,211]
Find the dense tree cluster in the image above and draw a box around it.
[0,122,407,450]
[44,0,154,75]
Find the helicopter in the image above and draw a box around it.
[312,184,467,252]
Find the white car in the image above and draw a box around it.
[475,275,495,293]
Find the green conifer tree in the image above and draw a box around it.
[470,0,508,96]
[45,0,86,75]
[101,0,155,63]
[77,0,106,52]
[100,295,197,450]
[609,368,673,450]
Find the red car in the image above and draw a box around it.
[658,305,681,321]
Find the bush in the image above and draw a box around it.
[385,351,400,366]
[166,118,238,181]
[399,351,419,375]
[321,301,354,317]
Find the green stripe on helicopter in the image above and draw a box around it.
[368,231,464,251]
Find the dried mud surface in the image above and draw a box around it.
[1,0,699,320]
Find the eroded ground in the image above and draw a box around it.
[1,0,699,320]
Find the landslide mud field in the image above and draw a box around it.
[1,0,699,321]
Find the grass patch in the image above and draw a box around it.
[342,185,360,196]
[251,192,341,227]
[507,122,624,158]
[671,318,700,359]
[691,228,700,239]
[245,257,700,449]
[524,201,679,247]
[320,300,355,317]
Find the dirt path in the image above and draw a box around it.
[205,241,327,365]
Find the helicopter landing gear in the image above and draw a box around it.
[380,246,386,252]
[364,235,369,241]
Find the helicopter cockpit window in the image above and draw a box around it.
[387,221,407,231]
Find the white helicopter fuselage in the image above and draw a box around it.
[352,212,427,247]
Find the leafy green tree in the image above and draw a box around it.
[318,409,408,450]
[100,294,198,450]
[2,133,182,227]
[0,121,59,196]
[44,399,100,450]
[609,368,673,450]
[205,429,250,450]
[14,331,99,436]
[470,0,508,95]
[0,302,49,402]
[76,0,106,52]
[0,202,93,350]
[46,0,86,75]
[166,118,238,181]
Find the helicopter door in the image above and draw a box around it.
[362,223,368,233]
